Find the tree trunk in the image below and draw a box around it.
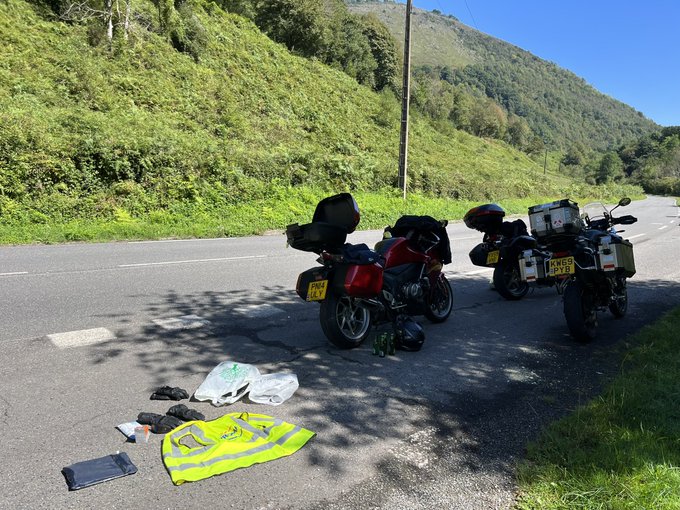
[105,0,113,43]
[124,0,131,40]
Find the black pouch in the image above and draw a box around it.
[62,452,137,490]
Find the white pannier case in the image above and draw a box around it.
[518,250,547,283]
[597,236,636,277]
[528,199,583,239]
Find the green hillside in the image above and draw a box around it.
[347,2,658,151]
[0,0,639,243]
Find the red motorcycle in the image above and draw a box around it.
[286,193,453,349]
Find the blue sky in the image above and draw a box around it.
[402,0,680,127]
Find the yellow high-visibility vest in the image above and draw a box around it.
[162,413,315,485]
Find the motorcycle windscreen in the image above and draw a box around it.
[343,263,383,297]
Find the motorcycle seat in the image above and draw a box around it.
[584,229,608,243]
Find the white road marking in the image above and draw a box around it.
[627,233,646,240]
[0,272,28,276]
[119,255,266,267]
[48,328,116,348]
[153,315,210,330]
[233,304,285,318]
[451,236,479,241]
[671,220,677,224]
[651,222,663,225]
[659,226,668,230]
[128,238,232,244]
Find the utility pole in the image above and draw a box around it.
[398,0,413,199]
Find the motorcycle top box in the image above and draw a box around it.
[528,199,583,240]
[286,193,361,253]
[463,204,505,234]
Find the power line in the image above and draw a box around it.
[463,0,479,30]
[430,0,479,32]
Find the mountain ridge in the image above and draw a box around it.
[347,2,658,151]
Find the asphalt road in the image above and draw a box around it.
[0,195,678,509]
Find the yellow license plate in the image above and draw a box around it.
[549,256,575,276]
[307,280,328,301]
[486,250,500,265]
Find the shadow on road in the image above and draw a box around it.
[87,274,680,501]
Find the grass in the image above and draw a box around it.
[515,306,680,510]
[0,184,644,244]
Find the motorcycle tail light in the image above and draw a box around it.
[343,264,383,297]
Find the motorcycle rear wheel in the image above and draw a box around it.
[609,277,628,318]
[493,260,529,301]
[320,292,372,349]
[424,274,453,323]
[563,280,597,342]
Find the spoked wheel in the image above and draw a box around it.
[563,280,597,343]
[609,277,628,318]
[319,292,372,349]
[493,260,529,301]
[424,273,453,323]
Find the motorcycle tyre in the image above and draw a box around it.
[424,274,453,323]
[609,277,628,318]
[563,280,597,343]
[319,291,372,349]
[493,260,529,301]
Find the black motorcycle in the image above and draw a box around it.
[464,203,541,300]
[523,198,637,342]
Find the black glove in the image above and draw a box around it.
[167,404,205,422]
[136,412,183,434]
[150,386,189,401]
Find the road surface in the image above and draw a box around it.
[0,195,678,509]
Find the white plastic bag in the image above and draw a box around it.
[193,361,261,406]
[248,373,299,406]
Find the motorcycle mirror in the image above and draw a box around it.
[610,197,631,215]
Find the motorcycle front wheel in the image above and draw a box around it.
[563,280,597,342]
[609,277,628,318]
[319,292,372,349]
[424,273,453,323]
[493,260,529,301]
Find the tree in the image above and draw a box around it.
[360,13,400,91]
[218,0,256,18]
[448,88,473,132]
[325,13,376,88]
[505,114,531,151]
[469,98,507,139]
[255,0,327,58]
[596,152,624,184]
[60,0,132,44]
[562,143,587,167]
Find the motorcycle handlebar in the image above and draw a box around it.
[613,214,638,225]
